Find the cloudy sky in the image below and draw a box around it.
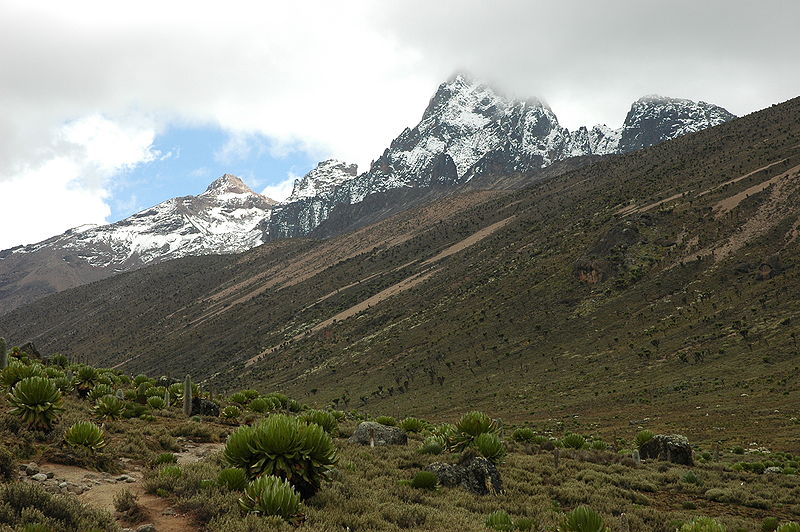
[1,0,797,250]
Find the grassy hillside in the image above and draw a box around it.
[1,97,799,452]
[1,348,798,531]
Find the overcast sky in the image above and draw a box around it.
[1,0,797,250]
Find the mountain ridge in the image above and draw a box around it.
[0,76,735,312]
[1,95,797,443]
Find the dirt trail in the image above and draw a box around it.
[32,445,222,531]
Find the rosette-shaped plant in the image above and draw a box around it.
[447,411,500,452]
[8,376,64,429]
[301,409,338,434]
[94,395,125,420]
[239,475,301,521]
[223,414,337,498]
[64,421,106,452]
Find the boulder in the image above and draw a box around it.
[348,422,407,446]
[639,434,693,465]
[30,473,48,482]
[191,397,220,417]
[426,455,502,495]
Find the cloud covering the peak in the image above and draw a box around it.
[1,0,798,249]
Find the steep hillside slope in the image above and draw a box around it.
[1,97,798,446]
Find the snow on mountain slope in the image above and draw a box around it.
[268,75,736,239]
[286,160,358,202]
[618,95,736,153]
[9,174,276,269]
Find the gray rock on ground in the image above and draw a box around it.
[426,455,503,495]
[348,422,407,446]
[639,434,694,465]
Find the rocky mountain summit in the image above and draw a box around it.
[0,174,275,311]
[268,75,735,238]
[0,75,735,312]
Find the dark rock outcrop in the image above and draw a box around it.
[639,434,693,465]
[190,397,220,417]
[426,455,503,495]
[348,421,407,446]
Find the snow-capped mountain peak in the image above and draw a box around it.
[8,174,276,270]
[619,95,736,153]
[286,160,358,203]
[202,173,256,196]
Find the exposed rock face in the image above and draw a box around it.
[425,455,503,495]
[269,76,735,239]
[348,421,408,446]
[618,95,736,153]
[639,434,694,465]
[0,76,737,312]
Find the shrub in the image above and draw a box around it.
[777,524,800,532]
[242,389,261,401]
[218,467,248,491]
[301,409,338,434]
[248,397,271,413]
[590,440,608,451]
[221,405,242,420]
[683,471,701,485]
[399,417,425,433]
[559,506,608,532]
[486,510,515,531]
[133,374,151,386]
[474,432,506,463]
[375,415,397,426]
[516,517,535,531]
[87,383,113,401]
[52,376,74,394]
[161,465,183,478]
[512,427,537,443]
[113,488,146,523]
[0,481,116,530]
[239,475,301,521]
[153,453,178,465]
[635,430,655,448]
[228,392,249,405]
[561,433,587,449]
[678,516,726,532]
[74,366,100,395]
[763,518,780,532]
[8,376,64,429]
[145,386,166,398]
[64,421,106,452]
[448,411,499,452]
[732,445,745,454]
[94,395,125,420]
[49,354,69,368]
[419,435,446,455]
[223,413,337,498]
[410,470,438,490]
[147,396,167,410]
[0,446,15,482]
[1,361,44,390]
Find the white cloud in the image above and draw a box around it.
[0,115,159,249]
[261,174,298,203]
[0,0,798,248]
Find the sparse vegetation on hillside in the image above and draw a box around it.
[0,345,798,530]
